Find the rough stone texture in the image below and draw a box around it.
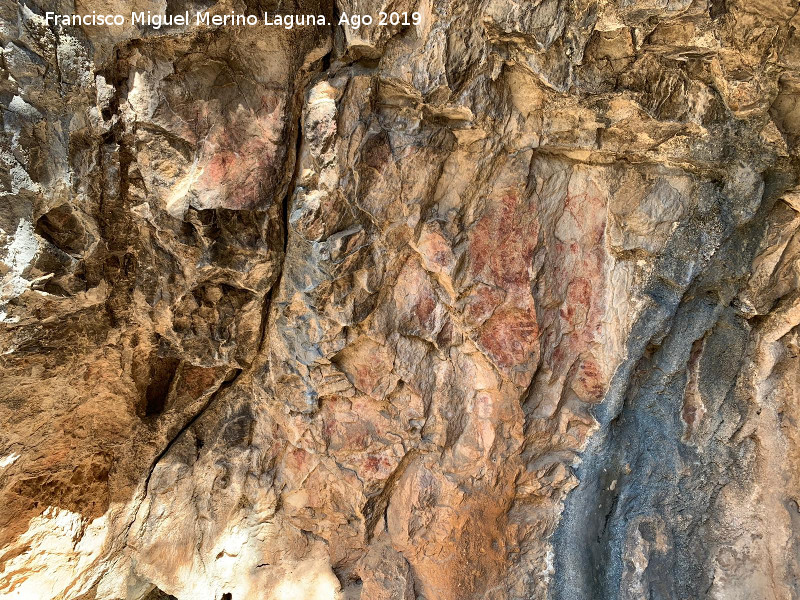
[0,0,799,599]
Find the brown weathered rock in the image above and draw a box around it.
[1,0,799,598]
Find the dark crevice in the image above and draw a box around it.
[141,586,177,600]
[144,357,180,417]
[34,205,87,256]
[255,109,304,355]
[709,0,727,19]
[123,367,242,545]
[285,109,305,254]
[320,38,333,73]
[255,285,275,355]
[120,27,338,553]
[361,449,419,543]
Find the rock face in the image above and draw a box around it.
[1,0,799,598]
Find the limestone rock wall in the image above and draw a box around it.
[0,0,799,599]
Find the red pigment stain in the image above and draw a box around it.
[682,339,705,434]
[573,358,605,402]
[470,190,539,288]
[362,454,392,475]
[289,447,308,470]
[467,188,540,372]
[464,284,505,327]
[354,362,384,395]
[478,306,539,369]
[345,427,370,451]
[433,250,450,266]
[396,259,442,337]
[323,418,336,440]
[180,365,225,398]
[196,95,284,209]
[415,293,436,330]
[545,184,609,394]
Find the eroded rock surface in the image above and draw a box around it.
[1,0,799,599]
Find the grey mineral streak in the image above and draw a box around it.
[1,0,800,599]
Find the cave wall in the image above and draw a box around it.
[1,0,800,599]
